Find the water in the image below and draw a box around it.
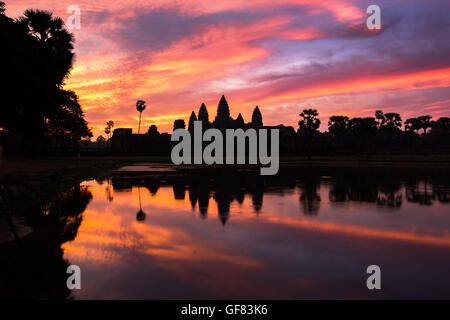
[2,164,450,299]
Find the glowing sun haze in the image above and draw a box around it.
[6,0,450,137]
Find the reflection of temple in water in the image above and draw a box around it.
[2,165,449,299]
[110,165,450,225]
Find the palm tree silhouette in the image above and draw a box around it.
[298,109,321,135]
[105,120,114,140]
[298,109,321,160]
[104,126,110,138]
[418,115,432,134]
[18,9,74,85]
[136,100,146,134]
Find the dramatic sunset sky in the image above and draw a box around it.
[6,0,450,137]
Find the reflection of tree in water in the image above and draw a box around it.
[0,185,92,299]
[376,175,403,208]
[328,179,349,203]
[435,188,450,203]
[327,166,450,209]
[298,169,321,216]
[405,178,450,206]
[106,177,114,202]
[377,191,402,208]
[299,183,321,216]
[136,209,146,222]
[346,182,378,203]
[136,186,146,222]
[329,168,378,203]
[406,180,435,206]
[328,167,403,209]
[109,166,450,226]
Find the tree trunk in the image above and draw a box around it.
[138,112,142,134]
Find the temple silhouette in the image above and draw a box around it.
[77,94,450,157]
[110,95,296,155]
[187,95,265,131]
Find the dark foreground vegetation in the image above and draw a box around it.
[0,2,91,156]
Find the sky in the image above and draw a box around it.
[5,0,450,137]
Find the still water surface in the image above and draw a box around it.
[58,165,450,299]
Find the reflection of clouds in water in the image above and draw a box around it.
[62,166,450,298]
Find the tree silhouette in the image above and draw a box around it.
[405,118,420,132]
[104,126,111,138]
[348,117,377,153]
[18,9,74,85]
[136,100,146,134]
[375,110,384,128]
[107,120,114,129]
[298,109,321,135]
[105,120,114,140]
[383,113,402,130]
[328,116,349,136]
[417,115,433,134]
[147,124,159,136]
[434,117,450,131]
[298,109,321,159]
[173,119,185,131]
[0,4,90,154]
[46,90,92,140]
[348,117,377,135]
[96,135,107,145]
[376,112,402,153]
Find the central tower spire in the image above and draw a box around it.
[215,95,231,124]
